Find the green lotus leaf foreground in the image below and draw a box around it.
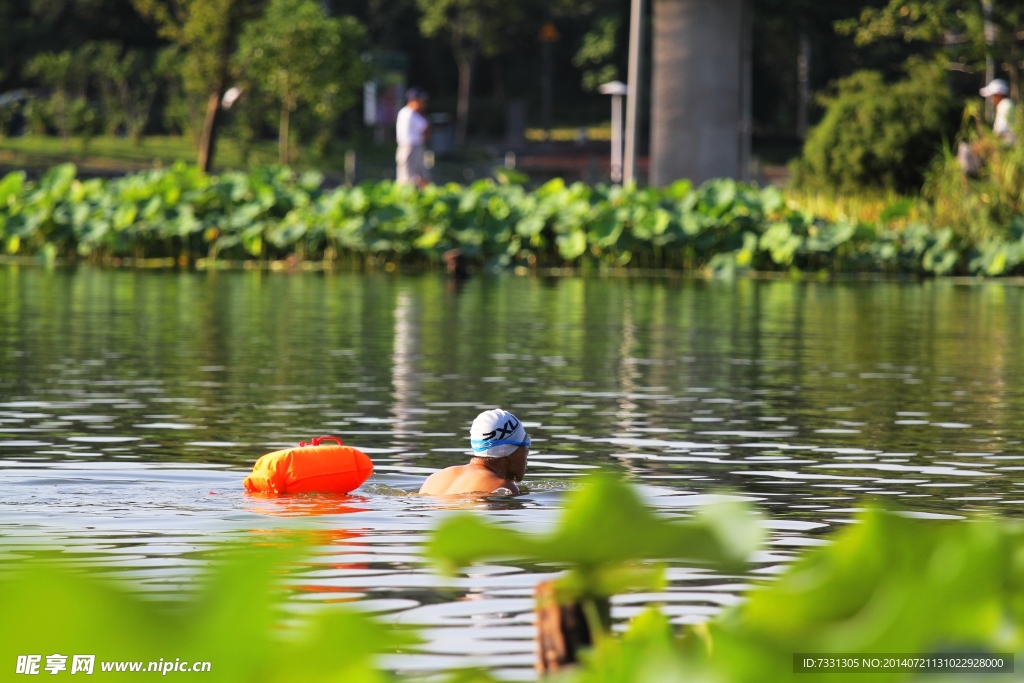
[0,534,414,683]
[6,476,1024,682]
[426,473,764,603]
[560,507,1024,683]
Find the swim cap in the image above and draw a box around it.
[470,409,530,458]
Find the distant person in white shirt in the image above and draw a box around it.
[980,79,1016,144]
[959,78,1017,176]
[396,87,430,187]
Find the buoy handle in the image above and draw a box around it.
[299,436,344,447]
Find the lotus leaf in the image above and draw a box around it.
[426,474,762,588]
[0,171,25,208]
[2,162,1022,275]
[557,230,588,260]
[0,535,412,683]
[564,508,1024,683]
[804,221,855,252]
[759,223,802,265]
[588,212,622,248]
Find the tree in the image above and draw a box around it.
[92,42,160,143]
[23,47,96,146]
[237,0,366,165]
[333,0,419,50]
[417,0,525,146]
[836,0,1024,98]
[131,0,264,171]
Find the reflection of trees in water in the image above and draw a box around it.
[391,290,419,421]
[618,295,640,408]
[7,269,1024,517]
[613,296,644,477]
[390,289,422,459]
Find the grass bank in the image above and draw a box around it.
[0,135,350,173]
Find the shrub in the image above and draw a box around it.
[925,102,1024,233]
[793,61,955,194]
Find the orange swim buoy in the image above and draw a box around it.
[243,436,373,494]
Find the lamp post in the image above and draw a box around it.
[623,0,645,183]
[599,81,628,183]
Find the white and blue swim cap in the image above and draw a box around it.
[470,409,530,458]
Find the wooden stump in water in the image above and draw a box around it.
[534,580,610,675]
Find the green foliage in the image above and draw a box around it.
[23,48,98,143]
[836,0,1024,100]
[132,0,262,96]
[921,108,1024,273]
[416,0,525,143]
[22,42,170,145]
[573,16,619,92]
[237,0,366,164]
[0,76,21,142]
[563,508,1024,683]
[794,62,955,193]
[837,1,968,50]
[91,42,160,142]
[152,46,206,139]
[426,473,763,604]
[416,0,517,61]
[712,509,1008,678]
[0,534,410,682]
[5,162,1024,276]
[568,609,707,683]
[131,0,266,167]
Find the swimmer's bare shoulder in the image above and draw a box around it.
[419,466,466,495]
[419,465,518,496]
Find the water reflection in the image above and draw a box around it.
[4,268,1024,678]
[244,492,371,517]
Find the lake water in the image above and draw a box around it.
[3,268,1024,678]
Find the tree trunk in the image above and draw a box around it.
[279,105,290,165]
[197,90,222,173]
[650,0,745,186]
[456,58,473,146]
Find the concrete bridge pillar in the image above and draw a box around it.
[650,0,751,186]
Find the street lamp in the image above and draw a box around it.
[623,0,644,184]
[599,80,628,183]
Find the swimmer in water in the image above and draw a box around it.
[419,409,529,496]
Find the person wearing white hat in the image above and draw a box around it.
[419,409,530,496]
[980,79,1016,144]
[960,78,1017,175]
